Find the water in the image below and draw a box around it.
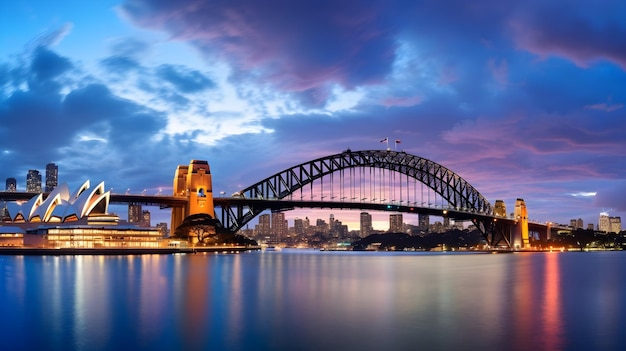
[1,250,625,351]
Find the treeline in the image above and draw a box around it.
[351,229,486,251]
[536,229,626,250]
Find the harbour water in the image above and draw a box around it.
[1,250,625,351]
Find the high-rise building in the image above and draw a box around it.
[142,210,151,227]
[5,178,16,192]
[26,170,42,193]
[389,213,403,233]
[599,212,610,232]
[128,204,143,223]
[418,214,429,231]
[257,213,271,236]
[45,163,58,192]
[587,223,594,231]
[294,218,304,236]
[271,212,287,241]
[609,216,622,234]
[360,212,372,237]
[569,218,583,230]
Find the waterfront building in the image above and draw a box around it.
[389,213,403,233]
[45,163,58,192]
[26,170,42,193]
[5,178,16,192]
[23,224,162,248]
[360,212,372,237]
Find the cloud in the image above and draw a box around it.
[510,1,626,69]
[155,64,215,93]
[120,0,397,93]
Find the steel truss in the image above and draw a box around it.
[218,150,493,233]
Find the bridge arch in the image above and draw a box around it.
[222,150,492,232]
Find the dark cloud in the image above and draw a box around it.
[155,64,215,93]
[121,0,397,92]
[30,46,73,82]
[511,0,626,68]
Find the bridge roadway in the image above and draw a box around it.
[1,191,559,233]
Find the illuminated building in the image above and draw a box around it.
[598,212,620,233]
[26,170,42,193]
[45,163,58,192]
[360,212,372,237]
[5,178,16,192]
[389,213,403,233]
[1,181,164,248]
[294,218,304,236]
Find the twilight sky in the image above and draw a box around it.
[1,0,625,230]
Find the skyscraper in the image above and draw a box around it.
[26,170,42,193]
[128,204,143,223]
[360,212,372,237]
[599,212,610,232]
[418,213,430,231]
[271,212,287,241]
[257,213,271,236]
[45,163,58,192]
[5,178,16,192]
[389,213,403,233]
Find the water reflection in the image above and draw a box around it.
[1,251,626,351]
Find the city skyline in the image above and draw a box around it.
[1,0,625,229]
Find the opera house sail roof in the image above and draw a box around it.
[4,180,111,224]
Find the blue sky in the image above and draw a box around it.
[1,0,625,230]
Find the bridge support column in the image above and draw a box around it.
[171,160,216,232]
[513,198,529,249]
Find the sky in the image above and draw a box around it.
[1,0,625,231]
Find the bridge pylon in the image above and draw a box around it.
[171,160,216,233]
[513,198,530,249]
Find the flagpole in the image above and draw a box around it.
[386,137,389,150]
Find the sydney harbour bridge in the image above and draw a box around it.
[1,150,563,249]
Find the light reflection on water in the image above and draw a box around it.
[1,250,625,351]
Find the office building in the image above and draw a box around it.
[26,170,42,193]
[360,212,372,237]
[271,212,287,241]
[5,178,16,192]
[569,218,583,230]
[45,163,58,192]
[418,214,429,231]
[389,213,403,233]
[257,213,271,236]
[128,204,143,223]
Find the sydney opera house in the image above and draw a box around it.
[0,181,162,248]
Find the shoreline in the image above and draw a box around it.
[0,246,261,256]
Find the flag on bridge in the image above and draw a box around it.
[395,139,401,144]
[380,138,388,143]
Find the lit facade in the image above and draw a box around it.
[599,212,610,232]
[514,198,529,248]
[272,212,287,241]
[128,204,143,223]
[171,160,215,231]
[23,225,162,248]
[26,170,42,193]
[493,200,507,217]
